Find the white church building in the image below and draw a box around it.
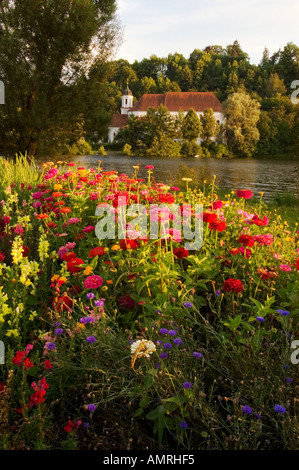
[108,87,224,143]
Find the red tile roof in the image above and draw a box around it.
[132,92,222,113]
[110,114,129,127]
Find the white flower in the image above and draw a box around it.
[130,339,156,358]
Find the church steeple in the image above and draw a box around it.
[121,81,133,114]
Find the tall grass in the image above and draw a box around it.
[0,154,42,198]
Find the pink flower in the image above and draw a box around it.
[145,165,154,170]
[279,264,292,272]
[254,234,273,246]
[82,226,95,233]
[84,275,104,290]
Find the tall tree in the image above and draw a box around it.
[223,92,261,157]
[181,108,202,141]
[0,0,120,155]
[200,108,219,144]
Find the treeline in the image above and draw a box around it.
[0,2,299,161]
[106,41,299,158]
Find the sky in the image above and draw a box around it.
[114,0,299,65]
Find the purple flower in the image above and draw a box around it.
[242,405,252,415]
[183,382,192,389]
[87,404,97,412]
[256,316,265,322]
[184,302,192,308]
[168,329,177,336]
[179,420,188,429]
[55,328,64,335]
[83,422,90,428]
[155,340,162,346]
[254,413,261,420]
[94,300,105,307]
[159,328,168,335]
[155,363,161,369]
[173,338,182,345]
[86,336,96,344]
[276,309,290,316]
[283,364,290,369]
[193,352,202,358]
[53,322,61,327]
[285,377,293,383]
[86,293,95,300]
[163,342,172,349]
[160,353,167,359]
[215,290,221,296]
[46,342,56,350]
[274,404,286,414]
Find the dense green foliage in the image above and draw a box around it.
[0,0,120,156]
[108,41,299,158]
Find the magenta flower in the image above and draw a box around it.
[84,275,103,290]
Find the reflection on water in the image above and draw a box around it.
[38,154,299,200]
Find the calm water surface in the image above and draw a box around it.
[42,154,299,201]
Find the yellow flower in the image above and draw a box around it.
[111,244,120,251]
[11,236,24,265]
[84,266,93,276]
[76,322,85,330]
[54,184,63,190]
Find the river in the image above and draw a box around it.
[41,154,299,201]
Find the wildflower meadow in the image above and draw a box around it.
[0,155,298,450]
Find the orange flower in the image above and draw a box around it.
[84,266,93,276]
[37,213,49,219]
[60,207,72,214]
[52,192,63,198]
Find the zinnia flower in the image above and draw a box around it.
[236,190,253,199]
[223,279,243,293]
[84,275,103,290]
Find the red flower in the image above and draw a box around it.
[61,251,77,262]
[158,193,176,204]
[203,212,218,224]
[23,357,34,370]
[238,234,255,247]
[0,253,5,262]
[295,257,299,271]
[29,390,46,407]
[44,360,53,370]
[223,279,243,293]
[12,351,25,366]
[64,420,74,433]
[120,239,140,250]
[209,220,226,232]
[88,246,106,258]
[66,257,84,273]
[229,248,240,255]
[0,382,5,392]
[173,247,189,259]
[118,295,136,309]
[54,294,73,312]
[236,190,253,199]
